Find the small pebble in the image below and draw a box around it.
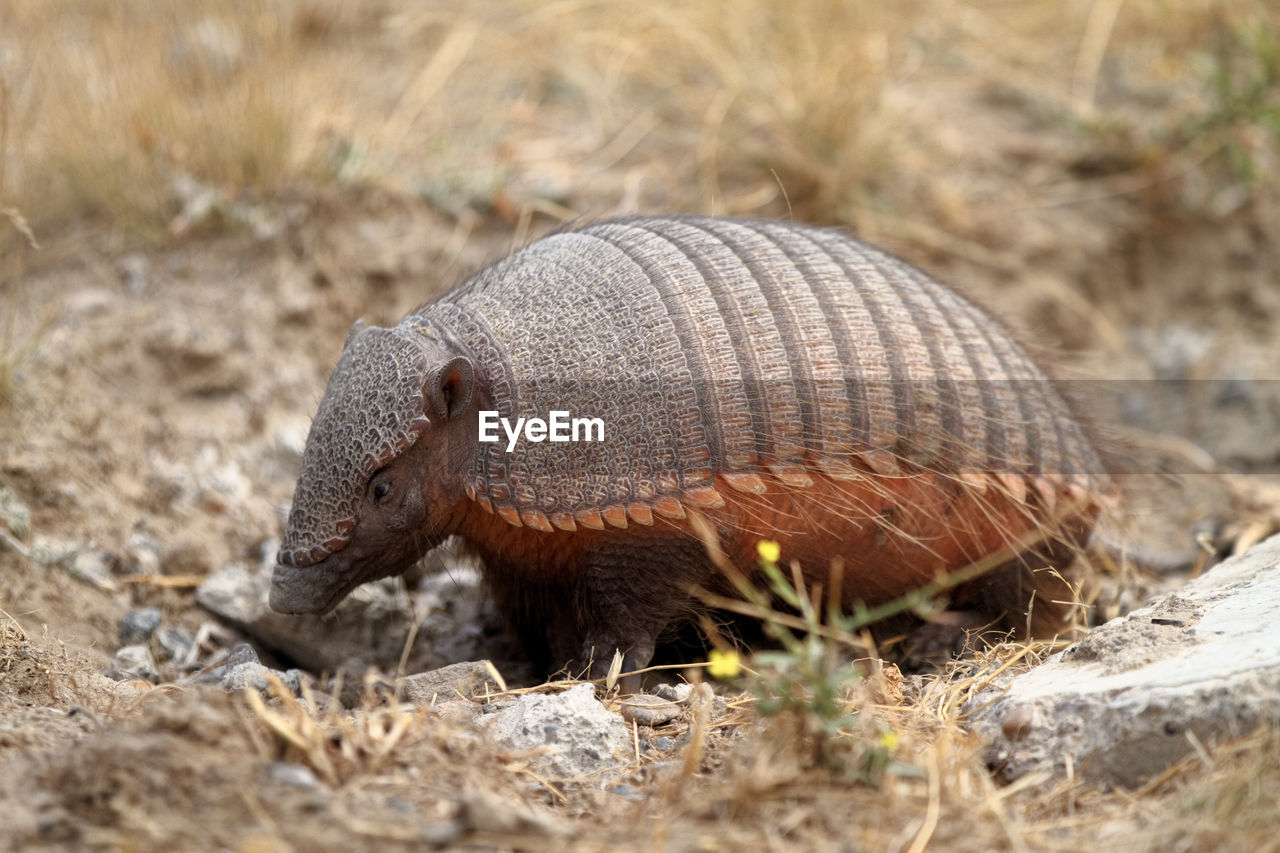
[280,669,303,694]
[221,661,302,696]
[106,645,160,683]
[221,662,272,693]
[1001,703,1037,740]
[605,784,644,801]
[116,251,150,293]
[69,550,119,591]
[119,607,164,645]
[265,762,321,790]
[653,682,693,703]
[126,533,163,575]
[225,642,260,668]
[155,624,195,663]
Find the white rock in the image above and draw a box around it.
[485,683,631,780]
[969,534,1280,788]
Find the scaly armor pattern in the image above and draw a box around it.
[405,216,1102,534]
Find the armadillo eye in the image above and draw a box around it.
[372,481,391,502]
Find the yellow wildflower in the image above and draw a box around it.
[757,540,781,564]
[707,649,741,680]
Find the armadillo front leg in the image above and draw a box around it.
[564,537,712,691]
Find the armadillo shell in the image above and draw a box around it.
[422,216,1103,526]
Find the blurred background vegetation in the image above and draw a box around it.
[1,0,1275,246]
[2,0,1279,395]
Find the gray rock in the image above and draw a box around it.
[649,736,677,752]
[119,607,164,645]
[969,533,1280,789]
[105,645,160,684]
[221,661,301,696]
[485,683,631,780]
[220,663,272,693]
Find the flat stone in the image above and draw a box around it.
[969,533,1280,789]
[397,661,504,705]
[618,692,683,727]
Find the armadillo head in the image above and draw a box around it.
[270,315,476,615]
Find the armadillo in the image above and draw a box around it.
[271,215,1103,679]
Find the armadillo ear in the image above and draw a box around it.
[425,356,474,421]
[343,319,367,351]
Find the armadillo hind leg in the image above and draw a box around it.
[891,529,1088,671]
[951,519,1089,638]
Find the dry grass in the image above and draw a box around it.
[2,0,1274,251]
[516,0,918,225]
[0,608,1270,852]
[2,0,307,240]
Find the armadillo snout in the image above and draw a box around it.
[269,559,347,615]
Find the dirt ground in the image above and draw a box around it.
[3,1,1280,850]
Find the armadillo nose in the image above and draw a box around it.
[268,562,323,615]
